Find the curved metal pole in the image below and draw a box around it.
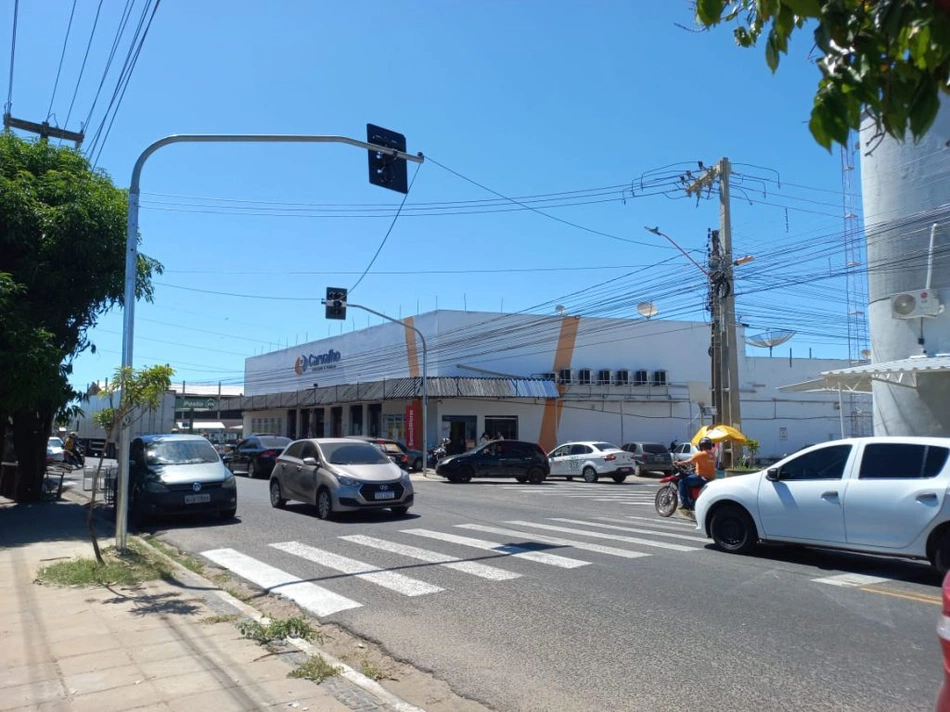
[346,303,427,473]
[117,134,424,550]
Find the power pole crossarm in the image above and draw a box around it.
[4,113,84,146]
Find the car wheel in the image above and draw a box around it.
[458,467,474,483]
[634,464,642,478]
[932,530,950,575]
[269,480,286,509]
[446,474,461,483]
[710,504,758,554]
[391,506,410,517]
[247,460,256,479]
[220,507,237,520]
[527,467,546,485]
[612,474,627,484]
[582,466,598,484]
[413,457,422,472]
[315,487,334,520]
[515,476,528,483]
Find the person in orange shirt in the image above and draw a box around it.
[678,437,717,510]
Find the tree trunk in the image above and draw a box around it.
[11,409,50,502]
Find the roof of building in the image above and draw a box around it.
[779,354,950,393]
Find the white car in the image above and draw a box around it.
[547,441,635,483]
[47,437,65,462]
[671,442,699,463]
[694,436,950,573]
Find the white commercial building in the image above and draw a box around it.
[232,310,857,460]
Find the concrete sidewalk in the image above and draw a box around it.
[0,495,421,712]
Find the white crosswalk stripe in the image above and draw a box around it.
[549,518,708,542]
[202,548,362,617]
[340,534,521,581]
[504,520,699,552]
[270,541,443,596]
[456,524,651,560]
[402,528,590,568]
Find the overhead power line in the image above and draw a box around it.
[5,0,19,116]
[63,0,104,131]
[46,0,78,122]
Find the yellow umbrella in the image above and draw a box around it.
[691,424,747,446]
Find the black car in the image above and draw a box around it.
[227,434,292,478]
[436,440,549,484]
[347,436,424,472]
[126,434,237,523]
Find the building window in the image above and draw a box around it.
[578,369,591,385]
[652,370,667,386]
[383,413,405,442]
[485,416,518,440]
[634,369,648,386]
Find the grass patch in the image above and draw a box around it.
[139,535,205,574]
[360,660,395,682]
[289,654,340,684]
[37,541,172,587]
[238,616,321,645]
[200,614,238,625]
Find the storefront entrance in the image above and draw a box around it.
[442,415,476,455]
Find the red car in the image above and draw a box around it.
[938,572,950,711]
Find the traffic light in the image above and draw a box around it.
[367,124,408,194]
[325,287,347,320]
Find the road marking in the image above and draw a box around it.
[402,529,590,569]
[457,524,651,560]
[860,585,941,606]
[271,541,443,597]
[811,573,890,587]
[340,534,520,581]
[616,515,698,529]
[550,517,708,542]
[504,520,699,552]
[202,548,361,617]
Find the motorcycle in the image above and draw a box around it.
[64,443,85,469]
[655,461,705,517]
[427,437,450,469]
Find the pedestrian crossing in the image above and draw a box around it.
[201,513,700,618]
[498,482,661,506]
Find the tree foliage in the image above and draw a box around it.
[0,134,163,502]
[695,0,950,150]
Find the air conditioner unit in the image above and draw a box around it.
[615,369,630,385]
[890,290,943,319]
[652,369,668,386]
[597,369,611,385]
[557,368,572,385]
[578,368,592,385]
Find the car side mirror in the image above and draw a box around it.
[302,457,318,466]
[766,468,780,482]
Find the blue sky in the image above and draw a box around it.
[4,0,860,393]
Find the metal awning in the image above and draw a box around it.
[779,354,950,394]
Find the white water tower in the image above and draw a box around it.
[860,97,950,435]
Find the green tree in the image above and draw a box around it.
[88,365,173,564]
[0,133,162,502]
[694,0,950,149]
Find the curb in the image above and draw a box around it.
[135,534,427,712]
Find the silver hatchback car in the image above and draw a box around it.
[269,438,414,519]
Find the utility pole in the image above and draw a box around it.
[686,158,744,467]
[3,114,85,146]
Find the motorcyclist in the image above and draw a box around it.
[678,436,716,511]
[63,431,83,466]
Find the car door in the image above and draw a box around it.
[233,438,258,474]
[843,441,950,550]
[295,441,320,502]
[548,445,571,476]
[756,443,853,544]
[570,444,590,474]
[275,441,305,500]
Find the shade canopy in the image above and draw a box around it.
[691,424,747,446]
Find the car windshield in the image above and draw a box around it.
[321,442,390,465]
[380,443,402,454]
[48,437,63,448]
[146,440,219,466]
[260,436,291,448]
[592,442,618,451]
[642,443,668,454]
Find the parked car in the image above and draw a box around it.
[46,437,65,463]
[346,436,422,471]
[938,571,950,712]
[671,442,699,463]
[436,440,549,483]
[269,438,413,519]
[694,436,950,572]
[126,434,237,523]
[547,441,634,483]
[227,434,292,478]
[621,441,674,476]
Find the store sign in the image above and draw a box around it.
[177,397,217,411]
[294,349,342,375]
[405,399,422,450]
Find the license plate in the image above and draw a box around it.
[374,490,396,500]
[184,494,211,504]
[618,467,631,473]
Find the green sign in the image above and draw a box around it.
[176,396,217,411]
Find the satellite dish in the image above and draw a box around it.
[555,305,565,315]
[637,302,658,319]
[745,329,795,355]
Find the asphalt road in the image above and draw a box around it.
[137,472,943,712]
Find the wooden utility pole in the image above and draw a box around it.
[719,158,743,467]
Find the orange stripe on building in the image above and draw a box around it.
[539,315,580,452]
[403,317,420,378]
